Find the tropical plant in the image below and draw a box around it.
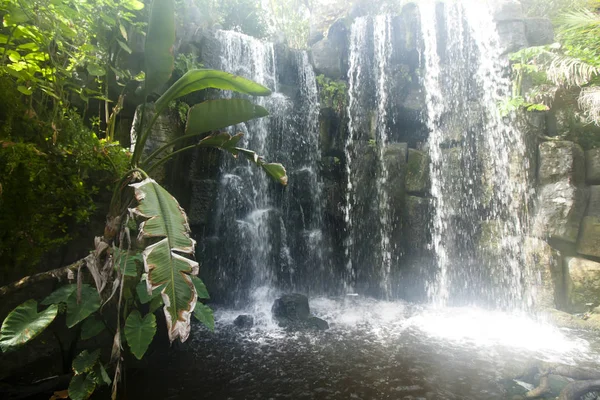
[0,1,287,399]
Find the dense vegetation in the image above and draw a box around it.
[512,0,600,149]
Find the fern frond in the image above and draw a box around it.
[559,8,600,31]
[546,53,600,87]
[579,86,600,125]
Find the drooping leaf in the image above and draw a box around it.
[185,99,268,135]
[236,147,288,186]
[130,178,199,342]
[117,40,132,54]
[190,275,209,300]
[0,300,57,352]
[154,69,272,116]
[124,0,145,11]
[124,310,157,360]
[66,285,101,328]
[93,363,111,386]
[80,315,106,340]
[135,280,165,304]
[17,85,32,95]
[68,373,96,400]
[144,0,175,95]
[149,296,163,313]
[193,303,214,331]
[114,248,142,277]
[41,284,77,305]
[72,349,101,374]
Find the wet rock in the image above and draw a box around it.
[538,141,585,186]
[524,18,554,46]
[233,314,254,329]
[188,179,218,226]
[532,181,587,243]
[496,21,528,54]
[523,238,563,309]
[566,257,600,312]
[542,307,600,331]
[578,216,600,258]
[272,293,310,322]
[311,38,344,80]
[306,316,329,330]
[586,186,600,217]
[490,0,523,22]
[405,149,430,195]
[586,148,600,185]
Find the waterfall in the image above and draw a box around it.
[344,16,395,298]
[419,1,534,308]
[204,30,324,305]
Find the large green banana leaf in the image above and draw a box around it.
[144,0,175,95]
[154,69,272,116]
[185,99,269,135]
[130,178,199,342]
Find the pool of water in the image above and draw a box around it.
[128,296,600,400]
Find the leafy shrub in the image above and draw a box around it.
[316,74,348,113]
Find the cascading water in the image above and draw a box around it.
[344,15,395,298]
[419,0,535,309]
[203,30,325,306]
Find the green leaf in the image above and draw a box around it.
[135,281,165,304]
[154,69,272,116]
[124,310,157,360]
[260,163,288,186]
[119,24,129,41]
[144,0,175,95]
[0,300,57,352]
[41,284,77,305]
[86,63,106,77]
[68,373,96,400]
[130,179,199,342]
[72,349,100,374]
[80,315,105,340]
[93,363,111,386]
[114,248,142,277]
[185,99,268,135]
[124,0,145,11]
[66,285,101,328]
[149,295,163,313]
[190,275,210,300]
[17,85,32,95]
[117,39,132,54]
[193,303,214,331]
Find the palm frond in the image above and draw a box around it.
[578,86,600,125]
[559,8,600,31]
[545,53,600,87]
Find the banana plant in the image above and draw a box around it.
[0,0,287,398]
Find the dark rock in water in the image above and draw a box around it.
[272,293,310,322]
[306,316,329,330]
[233,314,254,329]
[271,294,329,330]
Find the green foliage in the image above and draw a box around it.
[124,310,157,359]
[267,0,310,48]
[1,1,288,396]
[520,0,593,19]
[0,300,58,352]
[0,79,130,283]
[316,74,348,113]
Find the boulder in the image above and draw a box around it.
[585,148,600,185]
[402,196,431,255]
[495,21,528,54]
[311,38,344,80]
[524,18,555,46]
[405,149,430,194]
[577,216,600,258]
[566,257,600,312]
[306,316,329,330]
[233,314,254,329]
[523,237,563,309]
[271,294,330,331]
[532,182,587,243]
[538,141,585,186]
[272,293,310,322]
[384,143,408,212]
[586,186,600,217]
